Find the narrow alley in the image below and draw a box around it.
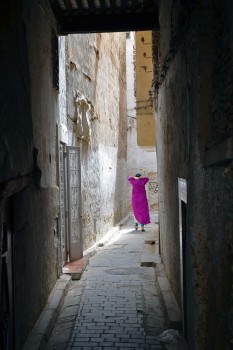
[47,214,164,349]
[46,213,174,350]
[1,1,233,350]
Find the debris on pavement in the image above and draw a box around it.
[157,329,188,350]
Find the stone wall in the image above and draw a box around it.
[155,1,233,349]
[0,1,59,348]
[63,33,128,250]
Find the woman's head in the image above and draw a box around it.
[135,173,141,178]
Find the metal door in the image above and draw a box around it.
[59,144,82,264]
[66,147,82,261]
[59,143,69,265]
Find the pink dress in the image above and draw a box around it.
[128,176,151,224]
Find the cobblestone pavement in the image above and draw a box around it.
[47,215,165,350]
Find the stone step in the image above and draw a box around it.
[141,235,160,267]
[62,252,93,280]
[22,274,71,350]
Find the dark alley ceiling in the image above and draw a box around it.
[49,0,159,34]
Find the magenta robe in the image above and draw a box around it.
[128,176,150,224]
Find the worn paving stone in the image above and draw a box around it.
[48,216,165,349]
[48,343,69,350]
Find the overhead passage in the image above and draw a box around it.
[49,0,159,34]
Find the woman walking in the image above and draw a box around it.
[128,173,150,231]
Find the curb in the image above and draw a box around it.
[156,265,182,331]
[22,274,72,350]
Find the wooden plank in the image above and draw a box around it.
[99,0,106,13]
[76,0,84,13]
[110,0,117,13]
[143,0,150,12]
[49,0,63,14]
[87,0,95,13]
[132,0,138,13]
[63,0,73,13]
[120,0,127,13]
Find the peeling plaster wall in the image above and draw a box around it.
[63,33,127,250]
[0,1,59,348]
[156,1,233,349]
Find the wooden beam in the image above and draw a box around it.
[56,12,159,34]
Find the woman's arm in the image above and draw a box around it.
[128,176,134,184]
[141,177,149,184]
